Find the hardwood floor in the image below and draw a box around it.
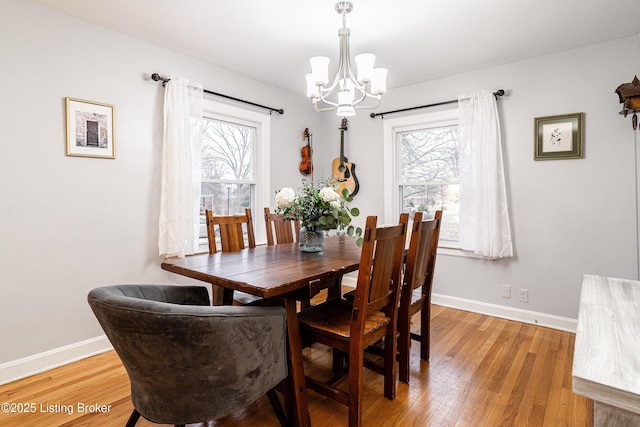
[0,305,592,426]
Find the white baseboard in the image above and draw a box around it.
[0,336,112,386]
[431,293,577,333]
[341,277,577,333]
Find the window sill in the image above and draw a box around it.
[437,245,485,259]
[195,240,268,254]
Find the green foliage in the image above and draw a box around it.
[276,178,363,245]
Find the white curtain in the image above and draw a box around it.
[158,75,203,258]
[458,90,513,259]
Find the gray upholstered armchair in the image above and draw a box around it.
[87,284,288,427]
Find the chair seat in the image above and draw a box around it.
[298,299,391,345]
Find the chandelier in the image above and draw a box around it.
[305,1,387,116]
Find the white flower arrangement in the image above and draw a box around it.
[275,178,362,244]
[275,187,296,209]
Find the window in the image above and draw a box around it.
[200,117,256,215]
[383,108,460,247]
[198,100,270,247]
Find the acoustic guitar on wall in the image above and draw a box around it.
[331,118,359,197]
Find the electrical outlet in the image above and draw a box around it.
[501,284,511,298]
[519,288,529,303]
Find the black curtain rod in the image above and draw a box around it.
[370,89,505,119]
[151,73,284,115]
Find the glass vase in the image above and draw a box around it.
[299,227,324,253]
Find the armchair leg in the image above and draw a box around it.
[267,389,289,427]
[125,409,141,427]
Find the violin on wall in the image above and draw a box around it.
[299,128,313,175]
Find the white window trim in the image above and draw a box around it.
[201,99,270,246]
[383,108,480,258]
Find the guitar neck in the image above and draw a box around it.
[340,130,345,163]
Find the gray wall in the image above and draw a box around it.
[2,0,639,372]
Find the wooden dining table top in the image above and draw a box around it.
[160,235,363,298]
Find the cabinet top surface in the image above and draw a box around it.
[572,274,640,414]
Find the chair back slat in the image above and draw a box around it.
[206,208,256,254]
[404,211,442,295]
[264,207,299,246]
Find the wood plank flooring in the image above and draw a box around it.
[0,305,592,426]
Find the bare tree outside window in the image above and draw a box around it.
[199,118,256,237]
[399,125,460,241]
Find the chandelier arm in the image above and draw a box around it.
[352,87,368,105]
[343,33,365,91]
[341,29,352,84]
[353,98,381,110]
[319,80,339,95]
[318,86,339,107]
[312,100,339,113]
[363,91,381,100]
[315,95,339,108]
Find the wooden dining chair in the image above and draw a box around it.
[205,208,259,306]
[264,207,318,310]
[264,207,299,246]
[206,208,256,254]
[297,214,408,427]
[398,210,442,383]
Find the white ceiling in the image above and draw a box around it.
[33,0,640,96]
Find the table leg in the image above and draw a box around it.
[326,276,343,301]
[211,285,235,306]
[283,297,311,427]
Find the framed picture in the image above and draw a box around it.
[65,97,115,159]
[534,113,584,160]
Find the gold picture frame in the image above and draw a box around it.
[534,112,583,160]
[65,97,116,159]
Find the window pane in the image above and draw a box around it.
[399,124,460,243]
[400,126,459,183]
[199,182,254,247]
[202,119,254,181]
[200,183,253,216]
[198,117,256,247]
[400,184,459,242]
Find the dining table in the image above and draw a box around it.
[161,235,364,427]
